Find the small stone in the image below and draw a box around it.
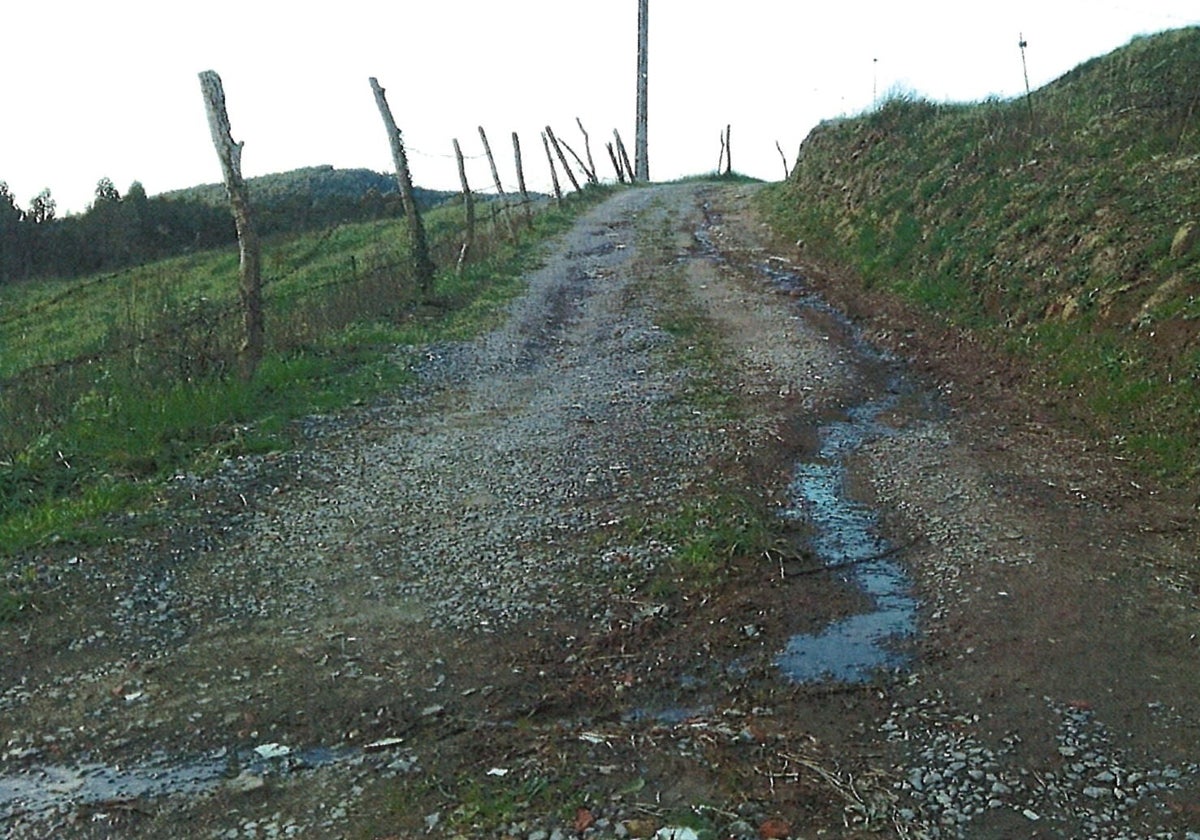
[655,828,700,840]
[226,771,266,794]
[1170,221,1198,258]
[1022,809,1040,821]
[254,742,291,760]
[624,818,659,838]
[757,818,791,839]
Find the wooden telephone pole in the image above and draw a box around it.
[635,0,649,181]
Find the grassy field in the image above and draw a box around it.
[0,187,616,589]
[762,27,1200,485]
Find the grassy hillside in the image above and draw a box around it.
[762,27,1200,484]
[0,185,613,594]
[162,165,456,212]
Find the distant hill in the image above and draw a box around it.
[1,166,460,283]
[763,27,1200,482]
[161,165,455,213]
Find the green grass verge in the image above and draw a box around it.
[627,204,782,590]
[0,185,618,617]
[760,27,1200,484]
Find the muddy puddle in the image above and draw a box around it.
[697,207,923,685]
[759,271,920,683]
[775,387,919,683]
[0,740,401,824]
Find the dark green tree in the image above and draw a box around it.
[93,177,121,206]
[0,181,26,283]
[24,189,56,277]
[27,188,55,224]
[123,180,152,258]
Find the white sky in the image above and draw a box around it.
[3,1,1198,216]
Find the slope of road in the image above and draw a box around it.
[1,183,1197,839]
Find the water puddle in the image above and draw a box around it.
[764,268,919,683]
[0,741,393,824]
[695,201,921,684]
[775,389,919,683]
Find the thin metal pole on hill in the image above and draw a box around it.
[1020,34,1034,128]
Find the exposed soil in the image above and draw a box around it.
[2,183,1198,839]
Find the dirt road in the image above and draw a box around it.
[2,183,1198,839]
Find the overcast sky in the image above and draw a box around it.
[3,1,1198,216]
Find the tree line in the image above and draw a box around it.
[0,167,450,285]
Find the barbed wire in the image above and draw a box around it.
[0,266,139,328]
[408,146,489,161]
[0,175,579,331]
[1,116,609,408]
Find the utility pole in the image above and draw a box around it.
[635,0,649,181]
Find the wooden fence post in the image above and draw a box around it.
[369,77,435,296]
[452,138,475,274]
[614,129,635,184]
[776,140,790,179]
[559,136,598,186]
[541,131,563,204]
[576,118,598,183]
[479,126,518,241]
[512,132,535,230]
[606,142,627,184]
[545,127,582,193]
[723,124,732,176]
[198,69,263,381]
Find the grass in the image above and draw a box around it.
[666,170,765,186]
[621,201,783,591]
[0,185,617,616]
[761,26,1200,484]
[361,768,587,838]
[648,492,778,588]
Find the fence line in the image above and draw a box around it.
[1,113,622,460]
